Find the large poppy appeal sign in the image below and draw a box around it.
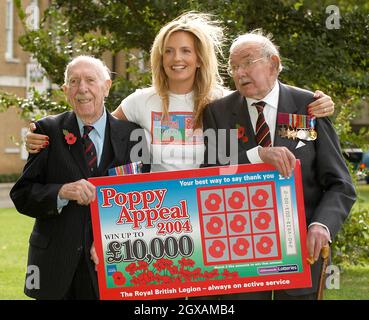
[89,161,311,300]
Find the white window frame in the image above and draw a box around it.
[5,0,15,61]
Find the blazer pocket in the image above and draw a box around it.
[29,231,50,249]
[293,140,315,158]
[295,141,306,149]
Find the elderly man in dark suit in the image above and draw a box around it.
[202,30,356,300]
[10,56,148,300]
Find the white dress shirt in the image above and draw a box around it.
[245,81,279,163]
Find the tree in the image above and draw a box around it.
[4,0,366,143]
[1,0,368,265]
[2,1,368,136]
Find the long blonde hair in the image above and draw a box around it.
[151,11,226,128]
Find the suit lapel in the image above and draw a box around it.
[97,118,112,175]
[62,112,89,178]
[100,113,129,173]
[274,82,298,150]
[230,92,258,152]
[230,82,299,152]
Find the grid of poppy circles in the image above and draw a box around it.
[197,182,281,265]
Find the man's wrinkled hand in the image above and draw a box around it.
[306,225,330,263]
[258,147,296,178]
[58,179,96,206]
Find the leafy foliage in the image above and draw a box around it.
[0,89,70,121]
[332,203,369,266]
[1,0,368,265]
[4,1,368,117]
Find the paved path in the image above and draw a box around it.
[0,183,14,208]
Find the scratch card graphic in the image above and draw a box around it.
[198,183,281,265]
[89,162,311,300]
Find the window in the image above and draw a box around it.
[5,0,14,60]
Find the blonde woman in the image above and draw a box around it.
[25,12,334,171]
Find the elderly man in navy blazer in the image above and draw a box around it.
[10,56,149,299]
[202,30,356,300]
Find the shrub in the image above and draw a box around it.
[332,201,369,266]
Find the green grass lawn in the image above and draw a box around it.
[324,266,369,300]
[1,185,368,300]
[0,208,33,300]
[356,184,369,210]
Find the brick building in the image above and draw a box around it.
[0,0,41,174]
[0,0,132,175]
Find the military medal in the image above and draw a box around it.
[277,112,318,141]
[307,116,317,140]
[278,126,288,138]
[287,128,297,140]
[309,129,317,140]
[297,129,309,140]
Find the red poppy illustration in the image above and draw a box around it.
[203,269,219,279]
[130,277,140,286]
[153,258,173,272]
[178,257,195,268]
[137,260,149,271]
[206,216,224,235]
[191,268,202,279]
[125,262,138,275]
[62,129,77,145]
[137,272,152,283]
[167,265,179,275]
[158,275,172,284]
[228,191,246,210]
[222,269,231,278]
[256,236,274,255]
[254,212,272,230]
[124,253,241,287]
[208,239,226,258]
[204,193,222,212]
[179,269,193,281]
[112,271,126,286]
[229,214,247,233]
[222,269,239,279]
[232,238,250,256]
[172,277,182,284]
[251,189,269,207]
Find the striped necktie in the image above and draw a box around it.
[82,125,98,174]
[253,101,272,147]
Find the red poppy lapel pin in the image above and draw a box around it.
[62,129,77,148]
[236,124,248,143]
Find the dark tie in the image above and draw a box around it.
[82,125,98,174]
[253,101,272,147]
